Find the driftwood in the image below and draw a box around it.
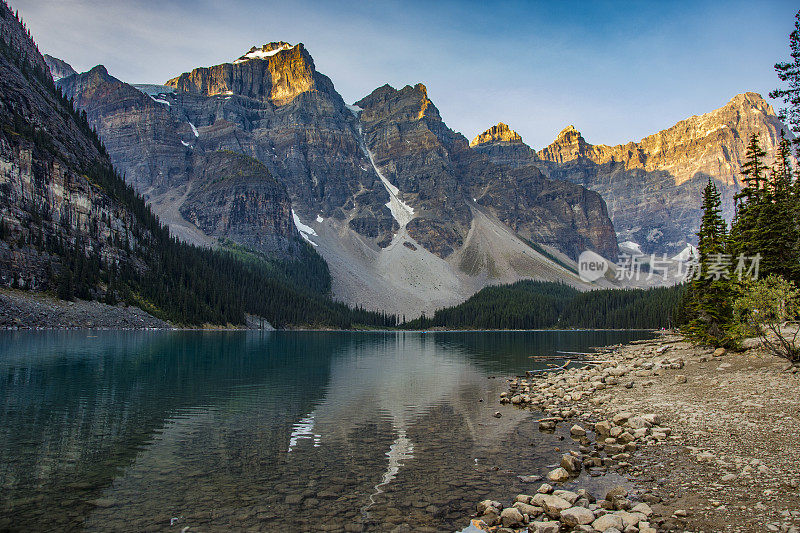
[523,362,571,377]
[529,353,591,360]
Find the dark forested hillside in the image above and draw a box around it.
[558,285,686,329]
[405,281,685,330]
[408,281,579,330]
[0,3,394,328]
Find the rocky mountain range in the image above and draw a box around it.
[35,32,791,316]
[54,63,302,258]
[49,43,620,316]
[471,93,789,254]
[4,3,400,328]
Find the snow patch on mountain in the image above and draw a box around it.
[292,209,318,246]
[148,94,170,106]
[619,241,643,255]
[234,43,293,64]
[368,146,415,228]
[671,243,698,262]
[351,121,414,229]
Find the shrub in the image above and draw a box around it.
[733,275,800,364]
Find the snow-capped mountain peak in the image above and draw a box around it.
[233,42,294,64]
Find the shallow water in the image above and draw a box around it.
[0,330,652,532]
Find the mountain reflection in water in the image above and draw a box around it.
[0,329,652,532]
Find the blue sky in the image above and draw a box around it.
[12,0,797,148]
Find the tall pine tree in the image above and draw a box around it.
[772,10,800,286]
[686,180,735,346]
[770,9,800,152]
[730,133,767,261]
[755,131,800,282]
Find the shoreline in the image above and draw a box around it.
[2,288,662,332]
[464,333,800,532]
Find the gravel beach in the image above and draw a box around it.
[468,332,800,533]
[0,288,171,329]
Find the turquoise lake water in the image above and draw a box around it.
[0,330,653,532]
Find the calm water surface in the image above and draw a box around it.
[0,330,653,532]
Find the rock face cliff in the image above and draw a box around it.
[473,93,790,254]
[43,53,75,80]
[178,151,295,255]
[57,43,619,316]
[167,42,316,105]
[57,63,302,257]
[162,42,390,235]
[356,84,618,261]
[0,2,151,291]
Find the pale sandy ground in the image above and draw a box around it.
[597,335,800,532]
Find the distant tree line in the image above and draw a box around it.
[403,280,685,330]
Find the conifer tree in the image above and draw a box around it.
[753,131,799,282]
[770,9,800,151]
[686,180,735,346]
[771,10,800,271]
[731,134,767,260]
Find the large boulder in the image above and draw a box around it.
[529,521,561,533]
[560,506,595,527]
[570,424,586,437]
[532,494,572,518]
[631,502,653,517]
[592,513,624,531]
[500,507,525,528]
[512,502,543,518]
[594,420,612,436]
[547,467,571,483]
[560,454,582,474]
[552,490,579,505]
[476,500,502,515]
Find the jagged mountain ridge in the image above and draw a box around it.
[471,93,790,253]
[0,6,403,328]
[57,64,302,257]
[53,43,618,316]
[43,53,75,80]
[356,83,618,261]
[469,122,541,170]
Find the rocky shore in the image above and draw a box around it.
[0,288,171,329]
[466,333,800,533]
